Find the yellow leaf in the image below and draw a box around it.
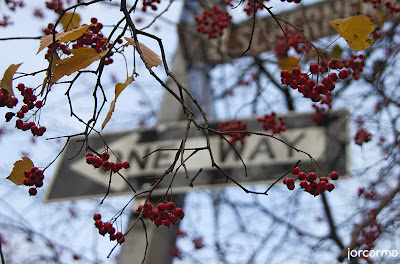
[124,37,162,68]
[0,63,22,96]
[102,74,135,130]
[60,12,81,31]
[49,48,107,85]
[6,157,34,186]
[328,15,375,51]
[278,56,299,71]
[37,24,90,54]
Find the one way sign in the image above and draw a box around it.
[45,110,349,202]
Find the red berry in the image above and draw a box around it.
[152,209,160,219]
[99,227,107,235]
[286,178,295,186]
[320,177,329,182]
[329,171,339,180]
[21,104,29,113]
[291,67,301,78]
[143,202,153,211]
[38,126,46,135]
[122,161,130,169]
[17,83,25,91]
[328,58,341,69]
[154,218,163,227]
[90,17,98,24]
[115,232,123,239]
[299,181,309,189]
[103,222,113,231]
[318,181,328,192]
[93,213,102,221]
[307,172,317,182]
[326,183,335,192]
[157,202,166,211]
[309,62,319,74]
[292,167,301,175]
[174,208,184,219]
[35,100,43,108]
[338,69,349,79]
[86,156,94,164]
[95,220,103,229]
[118,237,125,244]
[297,172,306,180]
[116,161,123,169]
[17,111,24,119]
[29,187,37,196]
[166,201,175,211]
[101,152,110,160]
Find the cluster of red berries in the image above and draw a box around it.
[283,167,339,196]
[0,88,18,108]
[281,67,333,106]
[310,104,326,123]
[281,55,365,107]
[243,0,269,16]
[23,166,45,196]
[93,213,125,244]
[5,0,24,11]
[384,0,400,13]
[274,27,311,59]
[44,18,119,65]
[12,83,46,136]
[45,0,63,14]
[362,0,400,13]
[218,120,251,144]
[257,112,286,134]
[354,128,372,146]
[192,236,205,249]
[195,5,231,39]
[137,201,185,227]
[0,15,12,27]
[85,152,129,173]
[141,0,161,12]
[360,209,382,253]
[358,188,381,201]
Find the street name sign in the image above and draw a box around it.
[45,110,349,202]
[178,0,380,62]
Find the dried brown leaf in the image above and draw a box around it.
[124,37,162,68]
[49,48,107,85]
[102,74,135,130]
[37,24,89,54]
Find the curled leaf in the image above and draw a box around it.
[328,15,375,51]
[124,37,162,68]
[102,74,135,130]
[37,24,90,54]
[1,63,22,96]
[7,157,34,186]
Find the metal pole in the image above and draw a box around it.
[118,1,216,263]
